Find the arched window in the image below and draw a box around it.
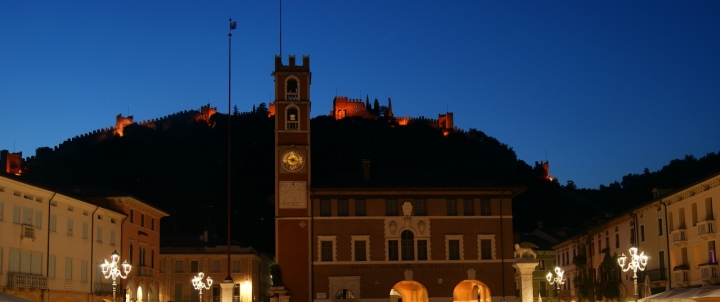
[286,79,298,101]
[286,107,299,130]
[401,230,414,260]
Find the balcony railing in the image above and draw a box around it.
[698,220,715,238]
[137,266,154,277]
[701,266,717,279]
[95,282,113,294]
[22,225,35,240]
[7,273,48,290]
[638,268,668,282]
[671,229,687,246]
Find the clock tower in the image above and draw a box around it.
[273,55,312,302]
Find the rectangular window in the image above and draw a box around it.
[598,239,602,254]
[480,239,492,259]
[212,260,220,273]
[175,284,184,302]
[83,223,89,239]
[706,198,714,220]
[355,199,366,216]
[337,199,349,216]
[446,199,457,216]
[141,214,145,227]
[23,207,32,225]
[388,240,399,261]
[9,250,19,273]
[321,241,333,261]
[65,258,72,280]
[81,260,88,282]
[34,211,42,228]
[480,199,491,216]
[354,241,366,261]
[708,241,716,263]
[48,255,55,278]
[463,199,474,216]
[417,240,428,260]
[67,219,73,236]
[97,227,103,242]
[13,205,20,223]
[151,218,155,231]
[539,260,546,270]
[190,260,199,272]
[414,199,427,216]
[110,230,116,245]
[692,203,698,226]
[232,260,241,272]
[615,233,620,248]
[175,260,183,272]
[449,240,460,260]
[320,199,331,216]
[605,237,609,252]
[130,210,134,223]
[386,200,398,216]
[21,252,30,274]
[658,218,664,236]
[50,215,56,232]
[640,225,646,242]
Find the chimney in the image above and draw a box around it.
[362,159,371,181]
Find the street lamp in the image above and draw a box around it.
[192,271,213,302]
[617,247,648,302]
[546,266,565,301]
[101,250,132,302]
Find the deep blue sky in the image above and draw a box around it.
[1,1,719,189]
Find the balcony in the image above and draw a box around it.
[137,266,154,277]
[638,268,668,288]
[698,220,716,239]
[94,282,113,295]
[673,265,690,287]
[7,273,48,290]
[21,225,35,240]
[671,229,687,246]
[700,263,719,284]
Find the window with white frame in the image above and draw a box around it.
[13,205,20,224]
[318,235,337,262]
[477,235,496,260]
[34,211,42,228]
[351,235,370,261]
[83,222,89,239]
[446,235,464,260]
[97,227,103,242]
[81,260,88,282]
[65,258,72,280]
[22,207,32,225]
[110,230,116,245]
[48,255,55,278]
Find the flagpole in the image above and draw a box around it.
[225,17,235,284]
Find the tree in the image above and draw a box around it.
[373,98,380,116]
[365,95,371,111]
[233,105,240,116]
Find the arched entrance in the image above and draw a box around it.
[390,281,428,302]
[453,280,490,302]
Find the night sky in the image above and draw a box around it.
[1,1,719,189]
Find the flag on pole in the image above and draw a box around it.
[230,20,237,30]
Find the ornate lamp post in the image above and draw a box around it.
[617,247,648,302]
[546,266,565,301]
[101,250,132,302]
[192,272,213,302]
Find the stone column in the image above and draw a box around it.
[221,280,235,302]
[513,260,539,302]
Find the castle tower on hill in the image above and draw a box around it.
[114,114,134,137]
[535,160,555,182]
[329,95,456,132]
[0,150,22,175]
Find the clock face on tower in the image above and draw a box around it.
[281,149,305,172]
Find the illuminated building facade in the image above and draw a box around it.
[158,242,273,302]
[0,173,125,302]
[272,55,524,302]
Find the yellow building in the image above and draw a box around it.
[0,173,125,302]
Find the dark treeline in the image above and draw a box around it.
[21,107,720,252]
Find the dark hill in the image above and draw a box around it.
[25,108,719,252]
